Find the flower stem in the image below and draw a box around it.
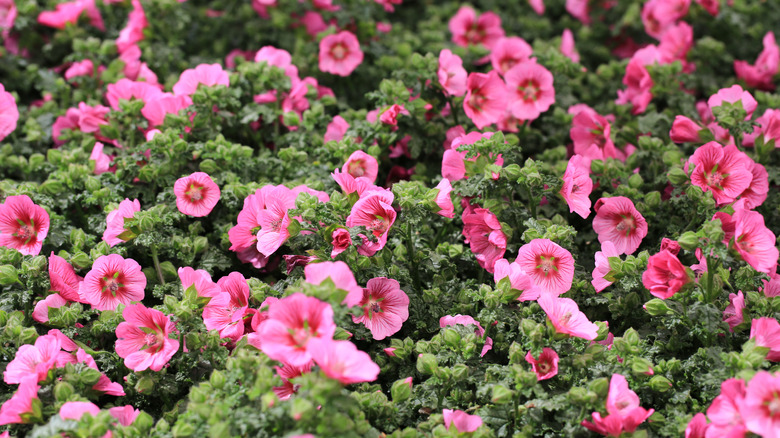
[406,222,421,292]
[152,247,165,285]
[447,96,461,126]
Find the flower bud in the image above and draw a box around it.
[648,375,673,392]
[391,378,413,402]
[443,328,461,347]
[644,298,672,316]
[171,422,195,438]
[590,159,605,174]
[416,353,438,375]
[667,167,689,185]
[209,370,226,390]
[54,382,75,401]
[589,377,610,397]
[670,115,704,143]
[451,364,469,381]
[677,231,699,250]
[628,173,644,189]
[491,385,514,404]
[0,265,19,285]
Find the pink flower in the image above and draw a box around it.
[434,179,454,218]
[525,348,559,380]
[685,413,710,438]
[616,47,658,114]
[0,376,40,425]
[308,338,380,384]
[731,208,779,275]
[258,293,336,367]
[566,0,591,24]
[331,169,376,196]
[0,195,49,256]
[203,272,250,341]
[504,61,555,121]
[442,131,503,181]
[442,409,483,433]
[330,228,352,258]
[493,259,541,301]
[343,150,379,183]
[570,108,617,162]
[689,142,753,205]
[352,277,409,340]
[744,108,780,147]
[38,0,104,31]
[461,205,506,274]
[560,154,593,218]
[141,94,193,127]
[254,45,292,71]
[742,371,780,438]
[490,37,533,75]
[0,83,18,142]
[256,185,298,257]
[346,190,396,257]
[515,239,575,295]
[324,115,350,142]
[116,0,146,53]
[750,317,780,362]
[592,241,620,293]
[60,401,100,421]
[708,85,758,120]
[658,21,694,68]
[723,291,745,331]
[437,49,467,97]
[102,198,141,247]
[378,104,408,126]
[174,172,221,217]
[319,31,364,77]
[670,116,706,143]
[705,378,747,437]
[80,254,146,311]
[538,293,599,340]
[642,250,691,299]
[734,32,779,91]
[116,303,179,372]
[0,1,17,35]
[641,0,689,39]
[178,267,220,298]
[106,79,164,110]
[109,406,140,426]
[304,261,364,307]
[90,142,112,175]
[173,63,230,96]
[592,197,648,255]
[4,334,61,384]
[74,349,124,396]
[463,71,509,129]
[64,59,95,80]
[228,186,275,269]
[561,29,580,64]
[273,362,312,400]
[439,314,493,356]
[32,293,68,323]
[448,6,504,49]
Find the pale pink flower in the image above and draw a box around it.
[708,85,758,120]
[461,205,506,274]
[763,276,780,298]
[515,239,575,295]
[525,348,559,380]
[0,83,18,142]
[116,303,179,372]
[528,0,545,14]
[304,261,364,307]
[592,241,620,293]
[641,0,689,39]
[463,71,509,129]
[566,0,591,24]
[178,267,220,298]
[102,198,141,247]
[0,195,50,256]
[744,108,780,147]
[493,258,541,301]
[256,185,297,257]
[324,115,350,142]
[723,291,745,331]
[571,107,617,162]
[254,46,292,69]
[174,172,221,217]
[32,293,68,323]
[490,37,533,75]
[505,61,555,121]
[106,78,163,110]
[60,401,100,421]
[308,338,380,384]
[616,46,658,114]
[119,45,159,84]
[319,31,363,77]
[352,277,409,340]
[442,409,483,432]
[642,250,691,299]
[330,228,352,258]
[331,169,377,196]
[750,317,780,362]
[443,125,466,150]
[379,104,408,126]
[689,142,753,205]
[538,293,598,340]
[0,1,17,35]
[343,150,379,183]
[203,272,250,341]
[437,49,467,97]
[731,208,779,275]
[80,254,146,311]
[90,142,112,175]
[560,29,580,64]
[734,32,779,91]
[64,59,95,80]
[434,178,454,218]
[442,131,503,181]
[560,154,593,218]
[141,94,193,127]
[742,371,780,438]
[346,190,396,257]
[173,63,230,96]
[658,21,694,69]
[705,378,747,437]
[592,197,648,255]
[0,376,40,425]
[4,334,61,384]
[258,293,336,367]
[448,6,504,49]
[440,314,493,356]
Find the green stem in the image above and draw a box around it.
[447,95,461,126]
[406,222,421,292]
[152,247,165,285]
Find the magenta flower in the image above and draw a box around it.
[592,197,648,256]
[493,258,541,301]
[116,0,146,53]
[319,31,363,76]
[538,293,598,340]
[433,178,455,219]
[116,303,179,372]
[308,338,380,384]
[174,172,221,217]
[560,29,580,63]
[330,228,352,258]
[379,104,408,126]
[0,376,40,425]
[258,293,336,367]
[616,47,657,115]
[685,413,709,438]
[228,185,275,268]
[750,317,780,362]
[80,254,146,311]
[48,252,84,303]
[0,83,18,142]
[304,261,364,307]
[178,266,220,299]
[59,401,100,421]
[570,108,617,162]
[74,349,125,396]
[731,208,779,275]
[525,348,559,380]
[582,374,654,436]
[331,169,376,196]
[345,190,396,257]
[592,241,620,293]
[256,185,298,257]
[442,131,502,181]
[4,334,61,384]
[744,107,780,146]
[515,239,575,295]
[504,61,555,121]
[37,0,104,31]
[106,78,164,110]
[708,85,758,120]
[642,250,691,299]
[203,272,250,341]
[490,36,533,75]
[342,150,379,183]
[734,31,779,91]
[560,154,593,218]
[448,6,504,49]
[463,71,509,129]
[742,371,780,437]
[462,205,507,274]
[352,277,409,340]
[442,409,483,433]
[64,59,94,81]
[689,142,753,205]
[102,198,141,247]
[109,405,141,426]
[437,49,467,97]
[705,378,747,437]
[254,46,292,69]
[723,291,745,331]
[173,63,230,96]
[670,115,706,143]
[324,115,350,142]
[0,195,50,256]
[273,361,312,400]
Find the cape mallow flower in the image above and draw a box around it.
[708,84,758,120]
[592,241,620,293]
[463,71,508,129]
[256,185,298,257]
[172,63,230,96]
[345,190,396,257]
[525,348,559,380]
[442,409,483,433]
[0,376,40,426]
[102,198,141,247]
[448,6,504,49]
[352,277,409,340]
[538,293,599,340]
[490,36,533,75]
[750,317,780,362]
[319,31,364,77]
[592,196,648,256]
[731,208,779,275]
[734,31,779,91]
[504,61,555,121]
[0,195,50,256]
[437,49,467,97]
[308,338,380,385]
[342,150,379,183]
[4,334,61,384]
[202,272,250,341]
[493,258,541,301]
[0,83,19,142]
[178,266,220,299]
[560,154,593,218]
[173,172,221,217]
[688,142,753,205]
[642,250,691,299]
[304,261,364,307]
[115,303,179,372]
[582,374,654,436]
[515,239,575,295]
[742,371,780,438]
[80,254,146,311]
[433,178,455,219]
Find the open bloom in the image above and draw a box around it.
[560,154,593,218]
[731,208,779,275]
[172,63,230,96]
[319,31,363,76]
[342,150,378,183]
[448,6,504,49]
[115,303,179,372]
[592,197,648,255]
[346,190,396,257]
[203,272,250,341]
[705,378,747,437]
[37,0,104,30]
[273,362,312,400]
[304,261,364,307]
[525,348,559,380]
[689,142,753,205]
[0,195,50,256]
[324,115,349,142]
[708,85,758,120]
[538,293,598,340]
[141,94,193,127]
[493,258,541,301]
[178,267,220,298]
[490,36,533,75]
[256,185,297,257]
[443,409,483,433]
[0,83,18,142]
[583,374,654,437]
[723,291,745,331]
[462,204,507,274]
[80,254,146,311]
[308,338,380,384]
[742,371,780,438]
[463,71,509,129]
[4,334,61,384]
[0,376,40,426]
[32,293,68,324]
[102,199,141,247]
[352,277,409,340]
[592,241,620,293]
[228,185,275,269]
[642,250,691,299]
[174,172,221,217]
[750,317,780,362]
[438,49,467,96]
[734,31,779,91]
[515,239,575,295]
[90,142,112,175]
[59,401,100,421]
[433,178,455,218]
[571,108,617,162]
[504,61,555,121]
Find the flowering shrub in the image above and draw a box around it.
[0,0,779,437]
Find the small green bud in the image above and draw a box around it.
[667,167,689,185]
[590,159,605,174]
[648,376,673,392]
[210,370,226,390]
[172,422,195,438]
[282,112,300,126]
[491,385,514,404]
[193,236,208,254]
[508,342,524,364]
[391,378,413,402]
[443,328,461,347]
[644,298,672,316]
[677,231,699,250]
[0,265,19,285]
[631,357,655,376]
[628,173,644,189]
[54,382,75,401]
[134,412,154,431]
[685,184,703,200]
[135,376,155,393]
[80,368,103,386]
[451,364,469,381]
[589,377,610,397]
[416,353,438,375]
[85,176,102,193]
[199,159,218,174]
[644,191,661,208]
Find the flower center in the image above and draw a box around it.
[500,58,516,73]
[517,79,541,103]
[468,92,487,112]
[538,361,551,373]
[572,184,581,193]
[102,276,123,296]
[348,160,366,177]
[289,324,312,349]
[536,255,557,276]
[144,332,159,347]
[766,393,780,418]
[705,171,725,188]
[16,224,34,242]
[615,216,635,236]
[331,44,347,60]
[186,184,204,201]
[369,216,389,236]
[370,302,382,313]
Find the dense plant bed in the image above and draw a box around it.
[0,0,779,436]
